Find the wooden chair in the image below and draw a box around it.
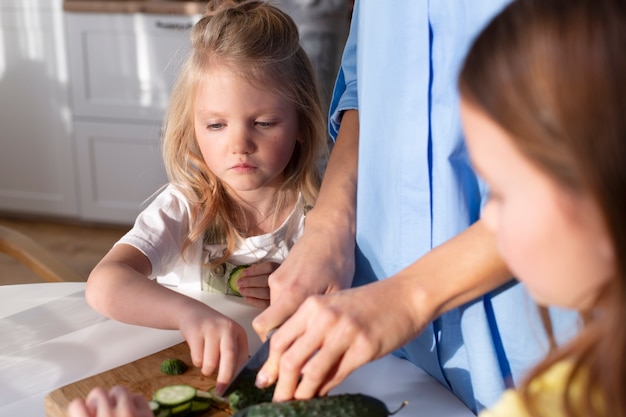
[0,224,83,282]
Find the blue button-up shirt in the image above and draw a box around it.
[329,0,579,412]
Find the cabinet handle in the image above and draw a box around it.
[155,21,193,30]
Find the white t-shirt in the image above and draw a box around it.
[117,184,307,292]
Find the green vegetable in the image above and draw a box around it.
[151,385,215,416]
[189,399,211,413]
[160,358,188,375]
[206,386,229,407]
[232,393,407,417]
[228,264,250,295]
[153,384,196,407]
[227,368,275,411]
[148,400,160,412]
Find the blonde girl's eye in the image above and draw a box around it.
[207,123,224,130]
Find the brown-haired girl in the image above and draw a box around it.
[460,0,626,415]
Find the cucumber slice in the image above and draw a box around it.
[148,400,160,413]
[170,401,191,416]
[154,384,197,407]
[154,408,171,417]
[228,265,249,295]
[190,400,211,412]
[194,389,214,403]
[206,387,228,404]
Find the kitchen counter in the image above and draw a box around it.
[0,282,474,417]
[64,0,208,15]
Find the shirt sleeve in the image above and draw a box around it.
[116,185,191,278]
[328,0,360,140]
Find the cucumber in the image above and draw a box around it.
[153,384,197,407]
[231,393,407,417]
[227,368,275,411]
[160,358,188,375]
[228,264,250,295]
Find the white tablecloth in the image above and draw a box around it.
[0,282,473,417]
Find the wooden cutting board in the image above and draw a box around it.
[45,342,231,417]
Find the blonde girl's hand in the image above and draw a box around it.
[177,303,249,394]
[236,262,279,308]
[67,385,152,417]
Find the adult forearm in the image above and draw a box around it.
[306,109,359,241]
[399,220,513,325]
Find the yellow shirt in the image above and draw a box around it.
[479,362,590,417]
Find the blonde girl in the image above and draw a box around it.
[460,0,626,415]
[85,0,327,395]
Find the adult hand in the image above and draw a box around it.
[236,262,279,308]
[67,385,152,417]
[177,303,249,394]
[255,221,513,401]
[253,109,360,340]
[252,215,355,340]
[255,274,423,401]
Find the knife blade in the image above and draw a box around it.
[221,329,275,396]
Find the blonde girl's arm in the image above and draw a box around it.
[86,244,249,386]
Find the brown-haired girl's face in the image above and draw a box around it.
[461,98,615,311]
[193,65,299,202]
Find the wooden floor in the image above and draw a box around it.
[0,217,129,285]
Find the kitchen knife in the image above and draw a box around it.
[221,329,275,396]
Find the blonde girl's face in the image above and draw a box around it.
[194,65,299,201]
[461,99,614,311]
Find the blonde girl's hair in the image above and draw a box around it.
[460,0,626,416]
[162,0,328,265]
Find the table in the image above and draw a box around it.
[0,282,474,417]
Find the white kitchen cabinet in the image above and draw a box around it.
[65,12,195,122]
[0,0,79,217]
[65,12,199,224]
[73,121,166,224]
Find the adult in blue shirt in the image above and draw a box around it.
[253,0,578,413]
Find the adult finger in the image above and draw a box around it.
[288,310,360,399]
[305,336,372,397]
[253,300,297,341]
[259,297,331,400]
[255,306,310,389]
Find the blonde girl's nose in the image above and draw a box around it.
[230,126,255,154]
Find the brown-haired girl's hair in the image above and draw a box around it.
[161,0,327,265]
[460,0,626,416]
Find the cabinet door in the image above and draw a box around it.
[66,13,198,122]
[0,3,78,217]
[74,121,168,224]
